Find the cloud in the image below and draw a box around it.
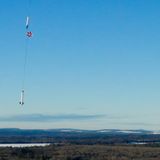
[0,114,106,122]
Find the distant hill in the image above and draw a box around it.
[0,128,159,144]
[0,128,157,136]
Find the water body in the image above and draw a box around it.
[130,142,147,145]
[130,141,160,145]
[0,143,50,148]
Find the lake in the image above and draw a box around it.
[0,143,50,147]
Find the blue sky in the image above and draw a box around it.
[0,0,160,130]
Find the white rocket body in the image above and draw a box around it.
[19,90,24,105]
[26,16,29,29]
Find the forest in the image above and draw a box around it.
[0,129,159,159]
[0,144,160,160]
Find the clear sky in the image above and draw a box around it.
[0,0,160,130]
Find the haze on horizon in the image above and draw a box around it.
[0,0,160,130]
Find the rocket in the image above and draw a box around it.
[26,16,29,29]
[19,90,24,105]
[26,16,32,37]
